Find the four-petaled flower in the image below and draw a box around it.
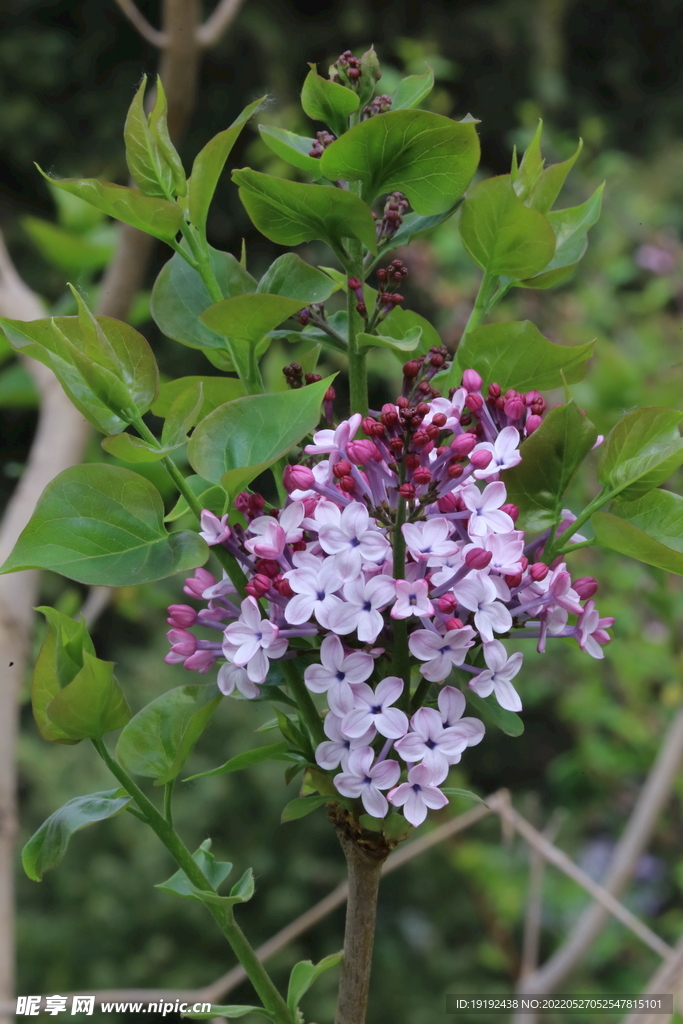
[461,482,514,537]
[284,558,343,628]
[471,426,522,479]
[199,510,231,546]
[222,597,287,683]
[469,640,523,711]
[317,502,390,581]
[342,676,409,739]
[334,746,401,817]
[314,713,376,771]
[327,574,396,642]
[455,574,512,642]
[391,579,434,620]
[304,634,374,715]
[388,762,449,826]
[409,625,476,682]
[402,518,460,563]
[395,705,482,772]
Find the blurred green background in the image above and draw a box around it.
[5,1,683,1022]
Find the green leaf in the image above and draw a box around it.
[46,651,130,740]
[258,125,323,176]
[116,683,222,784]
[200,293,306,382]
[0,464,208,586]
[527,139,583,215]
[593,490,683,574]
[518,183,604,289]
[511,121,544,204]
[300,65,360,137]
[230,866,255,903]
[39,168,183,244]
[440,788,486,804]
[382,305,442,353]
[187,375,334,494]
[151,246,256,364]
[459,174,556,278]
[188,96,267,229]
[163,475,228,523]
[465,689,524,737]
[391,68,435,110]
[320,110,480,215]
[152,376,245,419]
[258,253,337,303]
[598,408,683,500]
[281,794,331,822]
[0,298,159,434]
[232,168,378,255]
[32,608,94,744]
[183,1006,273,1020]
[101,432,180,463]
[184,741,290,781]
[148,77,186,197]
[380,204,462,250]
[21,216,115,274]
[156,839,233,902]
[358,327,422,356]
[22,790,132,881]
[287,951,343,1013]
[161,380,204,448]
[124,77,174,199]
[454,321,594,392]
[502,402,598,531]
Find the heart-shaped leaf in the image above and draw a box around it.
[258,253,337,303]
[46,651,131,741]
[598,407,683,500]
[300,65,360,137]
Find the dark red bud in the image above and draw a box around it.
[501,503,519,523]
[362,416,377,435]
[530,562,549,582]
[325,386,336,402]
[504,573,523,588]
[396,396,409,408]
[447,463,464,479]
[412,467,432,485]
[465,548,492,569]
[333,460,352,478]
[445,617,464,631]
[274,575,294,598]
[488,382,501,398]
[389,437,404,454]
[403,360,421,379]
[465,393,484,412]
[347,277,362,290]
[398,483,415,499]
[255,559,280,579]
[246,573,271,598]
[431,413,447,428]
[340,475,356,493]
[356,302,367,316]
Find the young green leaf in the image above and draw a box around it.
[188,375,334,494]
[200,293,306,383]
[152,376,245,420]
[38,169,183,243]
[182,1006,273,1020]
[258,125,323,176]
[101,432,179,463]
[148,77,187,197]
[453,321,594,393]
[124,77,174,199]
[459,174,556,279]
[287,951,343,1013]
[382,305,442,352]
[527,139,583,215]
[0,464,208,586]
[161,380,204,448]
[598,407,683,500]
[518,183,604,289]
[22,790,132,882]
[156,839,233,902]
[502,402,598,531]
[358,328,422,357]
[187,96,267,228]
[229,867,255,904]
[380,204,462,251]
[300,65,360,137]
[465,688,524,737]
[592,490,683,574]
[32,608,95,744]
[151,246,256,364]
[164,476,228,523]
[390,68,435,110]
[257,253,337,303]
[184,741,290,781]
[281,794,331,822]
[46,651,131,741]
[21,216,115,275]
[116,683,222,784]
[320,110,480,214]
[232,168,378,255]
[511,121,544,204]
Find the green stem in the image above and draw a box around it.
[92,739,294,1024]
[544,489,611,563]
[280,659,325,745]
[164,779,175,827]
[553,538,597,560]
[392,498,411,714]
[460,270,499,344]
[345,235,368,417]
[179,222,223,304]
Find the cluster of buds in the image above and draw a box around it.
[309,130,336,159]
[401,346,450,398]
[363,94,392,120]
[375,192,410,245]
[282,363,324,391]
[165,369,613,830]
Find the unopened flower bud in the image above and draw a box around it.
[398,482,415,500]
[167,604,197,628]
[574,576,598,599]
[451,432,478,456]
[413,467,432,485]
[167,628,197,658]
[333,459,352,478]
[234,492,250,514]
[348,277,362,290]
[411,431,429,449]
[325,386,336,402]
[356,301,367,316]
[437,594,458,614]
[470,449,493,469]
[501,503,519,523]
[526,414,543,434]
[283,464,315,492]
[255,559,280,579]
[431,412,447,428]
[183,568,217,599]
[273,574,294,598]
[504,397,526,420]
[389,437,404,455]
[437,492,459,513]
[340,475,356,493]
[184,650,218,673]
[425,424,441,440]
[249,494,265,514]
[446,617,464,631]
[465,548,492,569]
[488,382,501,398]
[504,573,523,588]
[396,395,409,408]
[362,416,378,435]
[291,539,307,552]
[245,574,271,598]
[347,439,378,464]
[447,462,464,479]
[465,393,483,412]
[530,562,549,581]
[405,454,420,470]
[403,360,421,379]
[526,390,543,406]
[462,369,483,392]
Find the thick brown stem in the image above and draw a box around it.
[334,831,386,1024]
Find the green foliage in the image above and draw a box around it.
[152,376,245,419]
[187,376,334,494]
[518,183,604,288]
[593,491,683,574]
[232,168,378,255]
[390,68,435,110]
[258,125,323,177]
[459,174,556,278]
[156,839,233,902]
[503,403,598,531]
[184,1006,272,1020]
[0,290,158,434]
[0,464,208,585]
[281,794,331,822]
[116,683,222,785]
[454,321,594,392]
[124,77,185,200]
[300,65,360,137]
[46,652,131,741]
[257,253,338,303]
[320,110,480,214]
[22,791,132,882]
[31,608,95,744]
[464,689,524,737]
[185,742,290,781]
[598,407,683,500]
[287,951,343,1014]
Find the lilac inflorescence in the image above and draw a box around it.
[166,370,613,828]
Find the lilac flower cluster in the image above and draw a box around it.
[165,369,613,828]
